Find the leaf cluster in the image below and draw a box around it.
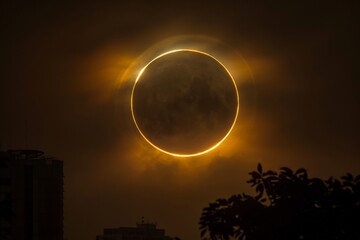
[199,164,360,240]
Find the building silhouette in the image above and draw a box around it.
[0,150,63,240]
[96,221,173,240]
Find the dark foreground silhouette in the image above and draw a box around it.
[199,164,359,240]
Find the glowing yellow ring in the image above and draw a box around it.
[131,49,239,157]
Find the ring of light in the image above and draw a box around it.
[131,49,239,157]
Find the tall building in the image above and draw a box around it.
[96,222,174,240]
[0,150,63,240]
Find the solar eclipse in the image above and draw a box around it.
[131,49,239,157]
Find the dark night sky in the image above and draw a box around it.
[1,1,359,240]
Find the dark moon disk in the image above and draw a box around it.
[132,50,238,155]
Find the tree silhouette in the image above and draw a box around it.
[199,164,360,240]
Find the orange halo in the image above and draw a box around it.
[130,49,239,157]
